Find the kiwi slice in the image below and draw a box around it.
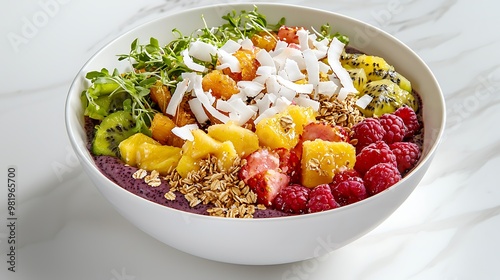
[358,80,417,117]
[91,110,137,157]
[83,92,128,121]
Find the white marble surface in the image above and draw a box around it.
[1,0,499,279]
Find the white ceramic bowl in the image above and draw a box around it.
[65,3,445,265]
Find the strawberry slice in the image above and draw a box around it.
[239,149,280,184]
[293,122,350,158]
[274,148,301,183]
[277,25,304,44]
[246,170,290,206]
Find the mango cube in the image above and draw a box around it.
[207,122,260,157]
[175,154,200,179]
[118,133,182,175]
[301,139,356,188]
[119,133,161,166]
[177,129,238,177]
[255,105,317,149]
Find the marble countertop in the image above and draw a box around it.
[1,0,499,279]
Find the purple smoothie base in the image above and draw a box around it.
[86,117,290,218]
[93,155,291,218]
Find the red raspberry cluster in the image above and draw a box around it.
[351,106,422,195]
[239,106,422,215]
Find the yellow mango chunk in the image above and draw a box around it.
[301,140,356,188]
[207,122,260,157]
[136,143,182,175]
[256,105,317,149]
[119,133,182,175]
[178,129,238,177]
[176,154,200,179]
[119,133,160,166]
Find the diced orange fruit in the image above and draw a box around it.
[300,140,356,188]
[118,133,182,175]
[255,105,317,150]
[207,122,260,157]
[251,32,277,52]
[150,81,171,114]
[150,113,177,146]
[201,70,239,100]
[227,49,260,81]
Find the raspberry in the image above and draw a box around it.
[393,106,420,138]
[307,184,339,213]
[331,169,362,187]
[389,142,421,174]
[330,179,367,206]
[354,141,397,176]
[379,114,406,144]
[364,163,401,195]
[273,184,310,214]
[352,118,385,153]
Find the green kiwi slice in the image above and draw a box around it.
[91,110,137,157]
[82,91,128,120]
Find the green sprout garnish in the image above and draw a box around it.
[82,6,349,142]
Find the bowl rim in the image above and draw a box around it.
[65,2,446,222]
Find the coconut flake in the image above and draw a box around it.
[356,94,373,109]
[188,97,209,123]
[254,106,279,124]
[220,39,241,53]
[216,48,241,72]
[303,49,319,87]
[297,29,309,51]
[189,40,217,62]
[272,47,303,71]
[275,96,292,111]
[317,81,338,96]
[181,72,200,92]
[256,65,276,77]
[327,38,358,96]
[216,99,234,113]
[237,80,265,97]
[265,75,280,95]
[312,37,329,59]
[228,98,257,125]
[255,49,275,68]
[318,61,330,75]
[192,77,230,123]
[172,124,199,141]
[240,38,254,50]
[255,93,275,114]
[337,87,350,101]
[284,59,306,81]
[276,75,313,94]
[182,49,206,72]
[166,78,190,116]
[293,95,320,111]
[277,84,297,101]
